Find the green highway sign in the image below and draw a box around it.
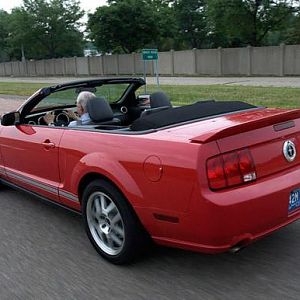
[142,49,158,60]
[142,48,160,92]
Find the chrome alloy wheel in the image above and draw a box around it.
[86,191,125,256]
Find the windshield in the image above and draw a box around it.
[32,83,131,111]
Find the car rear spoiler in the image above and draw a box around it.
[190,109,300,143]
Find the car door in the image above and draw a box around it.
[0,124,64,203]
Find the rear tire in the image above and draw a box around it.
[82,179,148,264]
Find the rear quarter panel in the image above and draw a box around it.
[58,129,213,216]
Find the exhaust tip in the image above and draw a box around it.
[229,245,244,254]
[229,239,251,254]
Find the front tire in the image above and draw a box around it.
[82,179,147,264]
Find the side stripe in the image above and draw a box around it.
[0,167,6,176]
[59,190,79,203]
[6,170,58,194]
[5,169,79,203]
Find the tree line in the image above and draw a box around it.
[1,0,300,62]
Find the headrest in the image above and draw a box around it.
[150,92,172,108]
[87,97,114,122]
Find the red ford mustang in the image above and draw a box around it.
[1,77,300,264]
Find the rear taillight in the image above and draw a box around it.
[207,148,256,190]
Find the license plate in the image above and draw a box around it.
[289,189,300,213]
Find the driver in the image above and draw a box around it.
[43,91,96,127]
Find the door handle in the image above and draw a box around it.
[42,139,55,149]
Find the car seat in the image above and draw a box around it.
[86,97,121,125]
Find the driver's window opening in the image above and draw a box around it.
[25,83,136,129]
[33,83,131,112]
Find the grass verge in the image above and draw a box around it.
[143,85,300,108]
[0,81,299,108]
[0,82,47,96]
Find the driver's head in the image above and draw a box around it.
[76,91,96,116]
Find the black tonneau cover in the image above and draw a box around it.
[131,101,257,131]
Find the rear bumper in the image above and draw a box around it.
[152,210,300,253]
[144,166,300,253]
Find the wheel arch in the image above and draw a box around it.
[78,172,117,204]
[70,153,144,206]
[78,171,150,240]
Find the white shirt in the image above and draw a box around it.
[68,113,91,127]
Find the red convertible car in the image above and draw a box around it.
[1,77,300,264]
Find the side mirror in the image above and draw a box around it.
[1,111,21,126]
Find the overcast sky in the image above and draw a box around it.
[0,0,107,13]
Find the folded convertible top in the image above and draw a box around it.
[130,100,257,131]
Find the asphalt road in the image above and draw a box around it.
[1,185,300,300]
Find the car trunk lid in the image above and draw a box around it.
[190,107,300,182]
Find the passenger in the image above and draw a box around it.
[43,91,96,127]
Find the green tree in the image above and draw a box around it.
[284,11,300,44]
[207,0,296,47]
[88,0,163,53]
[8,0,84,60]
[0,10,10,62]
[173,0,208,49]
[150,0,178,50]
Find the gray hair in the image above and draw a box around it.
[76,91,96,111]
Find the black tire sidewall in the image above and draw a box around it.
[82,179,143,264]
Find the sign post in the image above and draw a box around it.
[141,49,159,93]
